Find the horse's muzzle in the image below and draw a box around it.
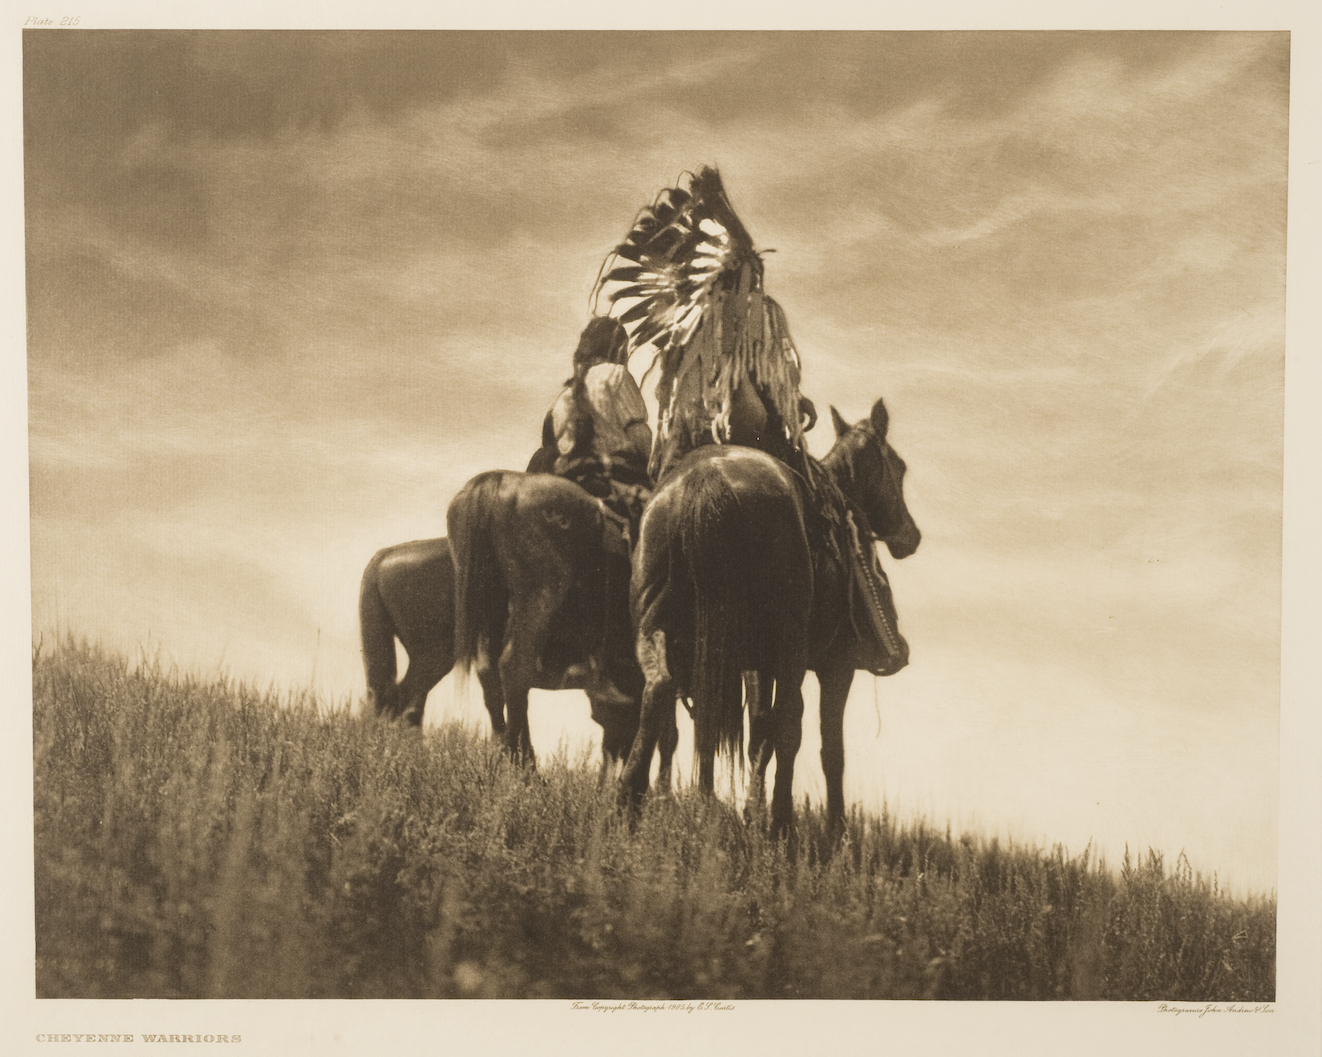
[885,523,921,561]
[873,633,909,677]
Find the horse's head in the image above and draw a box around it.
[825,398,921,560]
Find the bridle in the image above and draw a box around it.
[826,423,891,542]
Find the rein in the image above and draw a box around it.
[820,425,884,543]
[819,423,908,675]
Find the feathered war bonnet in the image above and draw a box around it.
[592,167,805,452]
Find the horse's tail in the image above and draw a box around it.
[448,472,509,676]
[359,548,398,715]
[677,470,749,765]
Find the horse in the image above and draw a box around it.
[618,397,920,841]
[358,537,457,728]
[358,534,670,781]
[447,470,679,781]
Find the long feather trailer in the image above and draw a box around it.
[592,168,805,456]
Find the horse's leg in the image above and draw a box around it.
[392,639,451,728]
[619,629,671,810]
[654,699,678,795]
[596,728,616,789]
[745,671,775,823]
[591,695,636,787]
[593,708,613,788]
[768,672,807,842]
[620,498,676,810]
[613,658,672,796]
[818,661,856,844]
[499,576,567,767]
[474,638,505,737]
[359,552,401,720]
[367,680,400,722]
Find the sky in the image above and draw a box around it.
[22,30,1292,895]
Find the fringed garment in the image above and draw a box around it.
[593,167,807,481]
[591,166,903,673]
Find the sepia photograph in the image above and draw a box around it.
[6,7,1321,1056]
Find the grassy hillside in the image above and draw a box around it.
[33,637,1275,1000]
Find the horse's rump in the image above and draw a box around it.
[359,537,456,721]
[448,470,628,677]
[373,538,454,639]
[359,546,400,710]
[448,469,645,764]
[659,447,813,762]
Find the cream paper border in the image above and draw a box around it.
[2,6,1317,1056]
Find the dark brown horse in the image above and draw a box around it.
[447,471,678,779]
[359,537,457,727]
[619,397,919,839]
[358,534,670,780]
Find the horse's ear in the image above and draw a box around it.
[800,396,818,433]
[870,399,889,440]
[830,405,850,438]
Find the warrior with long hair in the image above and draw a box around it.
[546,315,653,543]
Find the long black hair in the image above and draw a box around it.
[565,317,629,457]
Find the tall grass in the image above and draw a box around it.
[33,637,1275,1000]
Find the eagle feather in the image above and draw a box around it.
[592,167,805,461]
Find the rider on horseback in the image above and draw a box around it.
[541,315,654,707]
[594,167,899,675]
[547,316,653,546]
[593,167,816,482]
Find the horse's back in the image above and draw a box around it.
[450,470,602,536]
[648,444,811,566]
[372,536,451,581]
[448,469,623,672]
[371,537,454,637]
[635,444,813,676]
[653,443,803,510]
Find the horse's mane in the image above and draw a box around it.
[772,449,849,577]
[801,427,892,583]
[813,427,908,673]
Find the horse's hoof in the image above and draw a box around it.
[742,797,770,830]
[615,782,647,824]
